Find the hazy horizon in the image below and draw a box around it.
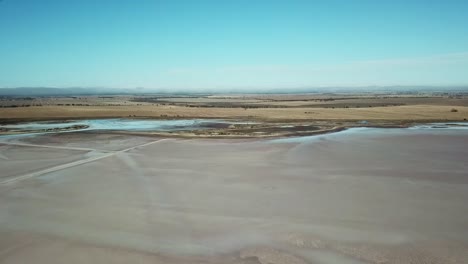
[1,85,468,97]
[1,0,468,89]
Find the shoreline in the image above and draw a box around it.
[1,118,466,139]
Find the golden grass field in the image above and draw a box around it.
[1,104,467,121]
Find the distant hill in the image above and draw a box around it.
[0,86,467,96]
[0,87,140,96]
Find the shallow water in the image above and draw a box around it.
[1,118,243,132]
[269,122,468,143]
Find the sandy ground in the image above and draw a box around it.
[1,104,468,121]
[0,129,467,263]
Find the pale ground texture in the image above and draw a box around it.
[0,128,468,264]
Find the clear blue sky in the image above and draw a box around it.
[1,0,468,90]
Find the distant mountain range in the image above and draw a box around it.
[0,86,467,96]
[0,87,141,96]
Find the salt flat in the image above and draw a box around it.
[0,127,467,264]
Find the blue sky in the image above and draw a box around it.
[1,0,468,90]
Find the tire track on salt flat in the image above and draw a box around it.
[0,138,171,185]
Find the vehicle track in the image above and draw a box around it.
[0,142,111,152]
[0,138,170,185]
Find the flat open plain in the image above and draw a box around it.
[1,93,468,122]
[1,126,467,264]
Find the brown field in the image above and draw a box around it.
[1,104,468,122]
[1,93,468,123]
